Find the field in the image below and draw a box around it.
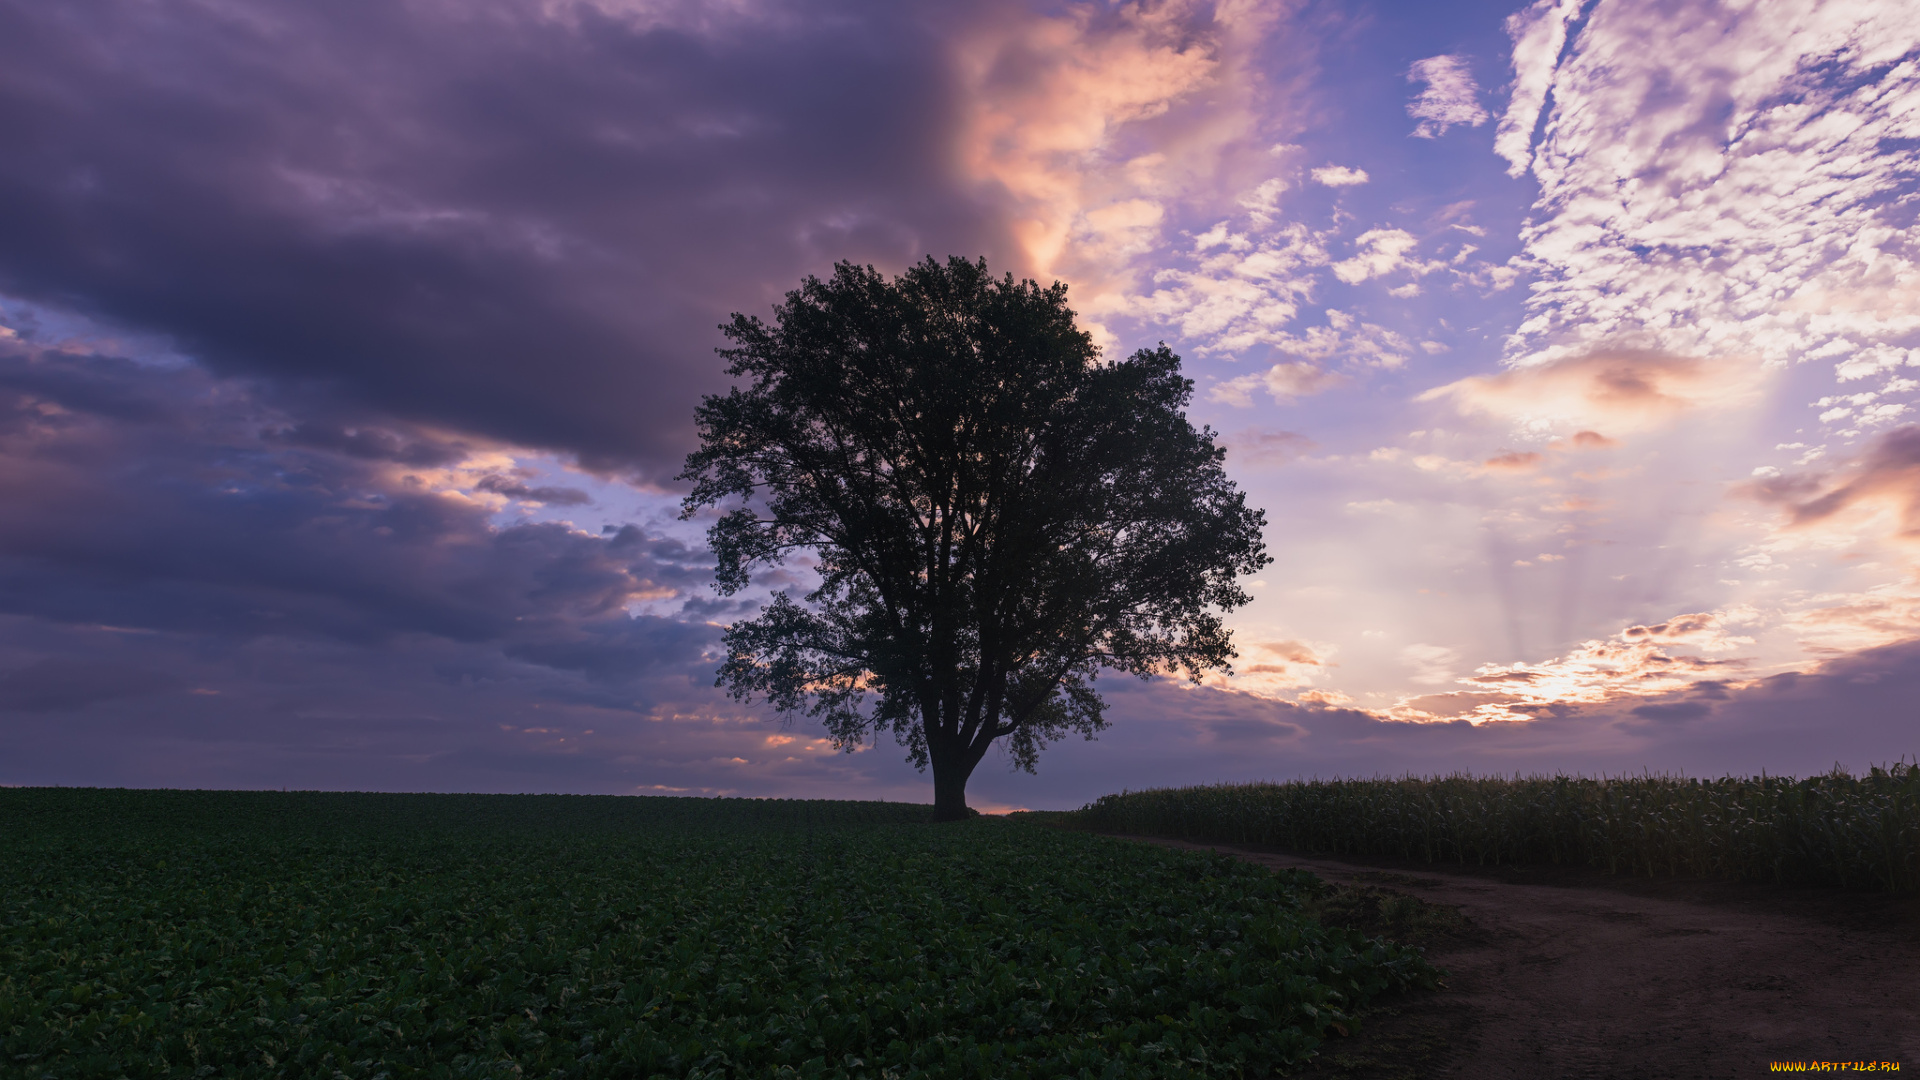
[0,789,1437,1079]
[1064,765,1920,893]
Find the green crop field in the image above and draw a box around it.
[0,789,1436,1079]
[1064,765,1920,893]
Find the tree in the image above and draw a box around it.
[679,257,1270,820]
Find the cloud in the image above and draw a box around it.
[1420,347,1758,435]
[1408,0,1920,732]
[1779,584,1920,657]
[1401,643,1459,686]
[1619,612,1756,654]
[1237,179,1290,225]
[1557,429,1618,450]
[316,629,1920,807]
[1416,648,1715,720]
[1505,0,1920,401]
[1136,218,1328,353]
[1493,0,1584,176]
[1225,428,1315,464]
[1724,426,1920,656]
[1406,55,1489,139]
[1331,228,1438,284]
[475,472,594,507]
[1755,425,1920,536]
[952,0,1289,328]
[0,611,948,799]
[1394,608,1760,723]
[0,344,715,678]
[0,334,952,796]
[1280,311,1415,369]
[7,331,1920,804]
[0,0,1010,481]
[1309,165,1369,187]
[1209,361,1342,406]
[6,0,1917,804]
[968,639,1920,807]
[1483,450,1543,470]
[1834,345,1920,383]
[0,658,178,713]
[1218,638,1333,694]
[1627,700,1712,721]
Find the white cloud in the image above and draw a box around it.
[1237,178,1289,225]
[1395,0,1920,726]
[1310,165,1370,187]
[1406,55,1489,139]
[1401,643,1459,685]
[1505,0,1920,383]
[1332,228,1438,284]
[1493,0,1585,176]
[1137,220,1327,351]
[1835,346,1919,382]
[1131,186,1434,365]
[1122,0,1920,725]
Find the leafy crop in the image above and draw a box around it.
[0,789,1436,1079]
[1065,765,1920,892]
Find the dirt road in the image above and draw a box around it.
[1127,837,1920,1079]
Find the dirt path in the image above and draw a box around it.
[1125,836,1920,1078]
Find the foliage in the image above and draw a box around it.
[1063,765,1920,893]
[680,257,1269,816]
[0,789,1436,1079]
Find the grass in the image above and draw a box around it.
[0,789,1438,1079]
[1061,765,1920,893]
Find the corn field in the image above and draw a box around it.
[1065,764,1920,893]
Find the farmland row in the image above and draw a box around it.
[1062,765,1920,893]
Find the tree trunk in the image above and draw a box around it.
[930,747,977,822]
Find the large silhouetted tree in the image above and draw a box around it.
[680,257,1270,819]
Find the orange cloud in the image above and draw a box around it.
[1213,637,1334,695]
[1376,609,1761,723]
[952,0,1284,335]
[1294,688,1353,707]
[1784,426,1920,536]
[1619,611,1756,653]
[1483,449,1543,470]
[1782,585,1920,656]
[1546,429,1618,451]
[1252,639,1324,666]
[1421,348,1760,435]
[1389,690,1525,721]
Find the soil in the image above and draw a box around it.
[1119,836,1920,1079]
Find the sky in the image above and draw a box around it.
[2,0,1917,809]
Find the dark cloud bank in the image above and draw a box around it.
[0,0,1013,795]
[0,343,740,788]
[0,0,1014,475]
[0,0,1916,801]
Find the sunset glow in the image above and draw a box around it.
[1,0,1916,805]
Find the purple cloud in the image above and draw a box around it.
[0,0,1012,478]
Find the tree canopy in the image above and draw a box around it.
[680,256,1270,819]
